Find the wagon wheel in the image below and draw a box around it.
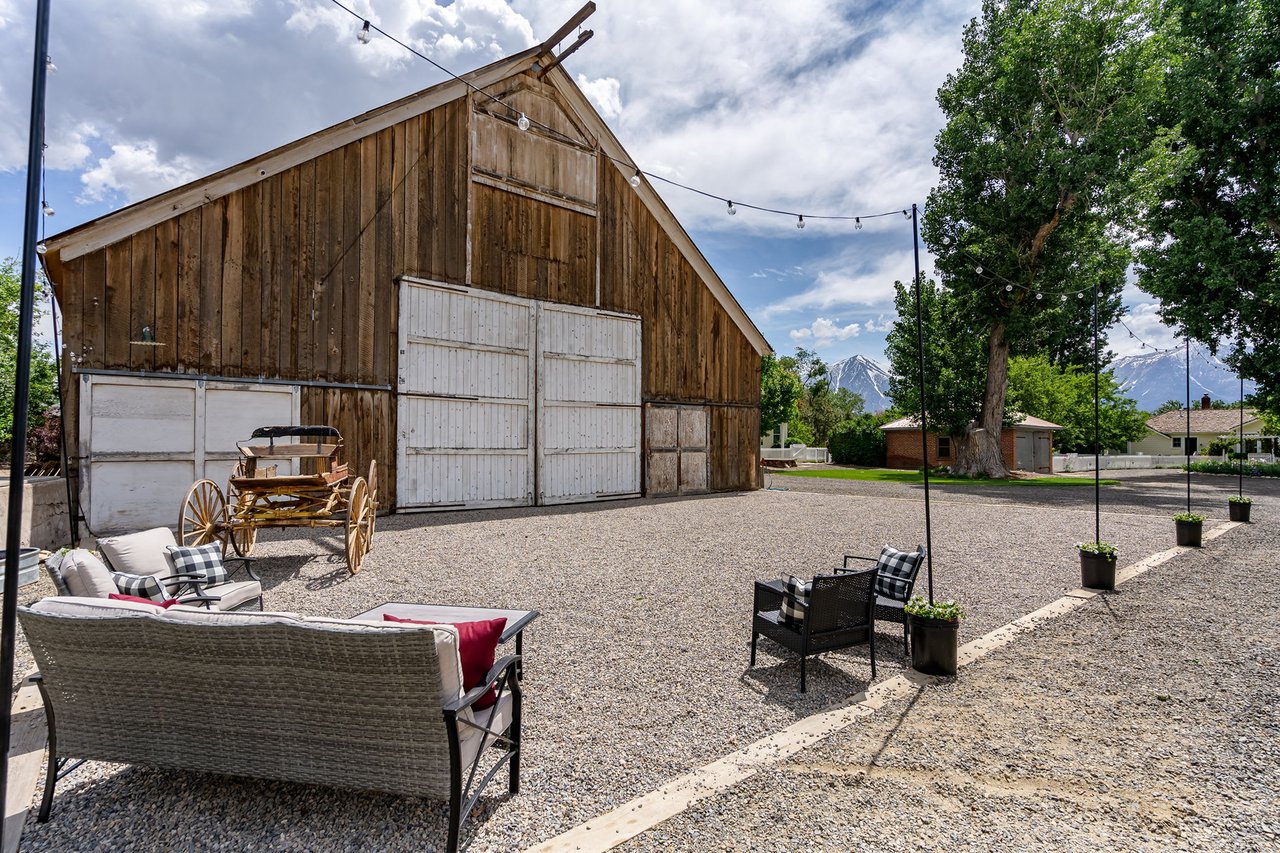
[365,459,378,549]
[225,462,258,557]
[179,479,231,556]
[345,477,373,575]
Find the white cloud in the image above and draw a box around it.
[79,142,203,204]
[789,317,861,347]
[763,248,915,318]
[576,74,622,118]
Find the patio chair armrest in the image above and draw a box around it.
[159,572,208,584]
[224,556,260,582]
[443,655,521,713]
[841,554,877,570]
[176,594,222,608]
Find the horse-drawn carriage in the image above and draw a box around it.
[178,425,376,574]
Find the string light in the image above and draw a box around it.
[855,217,862,230]
[726,200,736,216]
[357,20,372,44]
[36,242,47,255]
[1036,292,1043,300]
[629,168,642,188]
[975,265,983,274]
[902,209,910,219]
[45,55,56,72]
[1005,284,1013,292]
[796,215,805,230]
[516,112,530,131]
[41,200,54,217]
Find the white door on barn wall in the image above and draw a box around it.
[536,304,641,504]
[396,280,536,509]
[78,375,299,533]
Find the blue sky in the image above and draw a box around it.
[0,0,1180,364]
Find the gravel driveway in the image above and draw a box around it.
[14,473,1278,851]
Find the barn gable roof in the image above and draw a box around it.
[44,46,770,356]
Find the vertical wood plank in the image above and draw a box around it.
[103,240,131,370]
[374,127,394,385]
[221,192,244,376]
[199,196,225,371]
[154,218,179,372]
[261,174,282,378]
[241,182,262,376]
[358,134,377,380]
[316,148,342,379]
[278,166,300,377]
[297,158,317,378]
[129,229,156,372]
[403,113,421,277]
[176,209,202,370]
[341,142,362,382]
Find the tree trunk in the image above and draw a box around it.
[952,323,1012,477]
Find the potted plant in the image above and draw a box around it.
[904,596,963,677]
[1174,512,1206,547]
[1228,495,1252,523]
[1076,542,1118,590]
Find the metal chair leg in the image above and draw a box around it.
[750,631,758,667]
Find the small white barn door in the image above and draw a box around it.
[78,375,299,533]
[397,280,536,509]
[536,304,641,504]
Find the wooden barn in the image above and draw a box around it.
[40,36,769,533]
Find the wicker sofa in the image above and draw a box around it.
[18,596,522,853]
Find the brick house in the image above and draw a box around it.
[881,414,1063,473]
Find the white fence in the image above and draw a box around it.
[760,445,831,464]
[1054,453,1224,472]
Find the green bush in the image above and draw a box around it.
[1185,460,1280,478]
[828,414,888,466]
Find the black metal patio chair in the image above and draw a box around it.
[750,568,878,693]
[838,544,926,653]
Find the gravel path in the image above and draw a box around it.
[618,512,1280,852]
[13,474,1279,851]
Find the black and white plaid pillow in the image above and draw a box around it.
[110,571,171,603]
[875,545,923,602]
[166,543,228,585]
[781,575,811,625]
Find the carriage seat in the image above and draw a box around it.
[50,527,263,612]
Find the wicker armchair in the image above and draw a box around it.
[18,599,522,853]
[838,545,926,653]
[750,568,878,692]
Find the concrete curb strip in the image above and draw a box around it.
[525,521,1242,852]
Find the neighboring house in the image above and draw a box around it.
[1128,395,1267,455]
[881,414,1063,473]
[40,41,770,532]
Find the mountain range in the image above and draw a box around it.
[827,343,1254,415]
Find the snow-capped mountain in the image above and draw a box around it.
[1109,344,1255,412]
[826,354,893,413]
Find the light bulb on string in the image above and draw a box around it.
[45,56,56,73]
[902,210,910,219]
[1060,294,1068,302]
[854,217,862,230]
[516,112,530,131]
[628,169,641,188]
[727,201,736,216]
[796,215,805,230]
[1005,284,1013,292]
[975,265,983,274]
[1078,291,1084,299]
[42,200,54,217]
[357,21,372,44]
[1036,292,1043,300]
[36,242,47,256]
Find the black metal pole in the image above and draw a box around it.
[2,2,52,847]
[1093,284,1100,544]
[1239,373,1244,497]
[1185,337,1191,514]
[911,203,934,602]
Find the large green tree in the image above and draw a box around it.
[1134,0,1280,414]
[922,0,1163,475]
[0,257,59,458]
[760,353,803,437]
[1006,354,1148,452]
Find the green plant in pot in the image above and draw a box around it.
[1173,512,1206,547]
[1228,495,1252,523]
[903,596,963,677]
[1077,541,1118,590]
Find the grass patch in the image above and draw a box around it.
[772,467,1119,487]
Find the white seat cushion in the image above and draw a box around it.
[157,606,301,627]
[193,580,262,611]
[459,691,516,771]
[60,550,118,598]
[98,527,179,577]
[31,596,164,617]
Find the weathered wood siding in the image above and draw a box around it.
[299,387,396,507]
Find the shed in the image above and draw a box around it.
[881,414,1063,473]
[40,39,769,533]
[1128,402,1265,456]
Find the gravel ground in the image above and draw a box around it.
[13,472,1279,851]
[619,505,1280,852]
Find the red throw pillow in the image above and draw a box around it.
[384,615,508,709]
[109,593,180,608]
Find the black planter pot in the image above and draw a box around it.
[1229,502,1252,523]
[1175,520,1203,547]
[1080,551,1117,590]
[908,615,959,676]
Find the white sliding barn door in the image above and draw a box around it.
[536,304,641,504]
[397,281,536,509]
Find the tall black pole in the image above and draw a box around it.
[2,1,52,847]
[1185,337,1191,514]
[1093,284,1100,544]
[911,203,934,602]
[1239,373,1244,497]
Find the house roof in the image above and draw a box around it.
[1145,408,1260,436]
[880,413,1063,432]
[42,45,771,356]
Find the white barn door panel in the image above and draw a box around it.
[79,375,299,534]
[537,304,642,504]
[397,281,536,509]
